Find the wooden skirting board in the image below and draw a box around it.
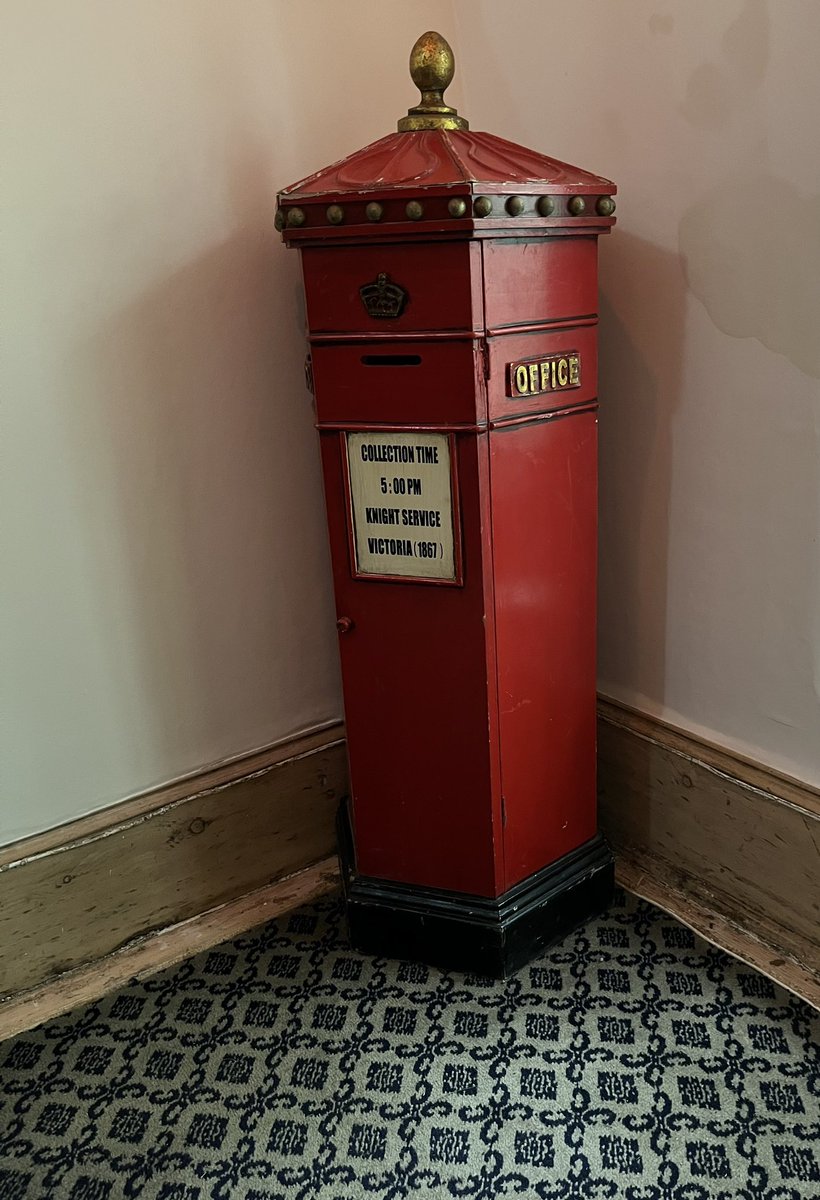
[0,858,340,1043]
[598,698,820,1008]
[2,703,817,1040]
[0,725,347,1038]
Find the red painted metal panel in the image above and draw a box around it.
[286,220,614,248]
[319,430,503,897]
[312,340,485,428]
[487,326,598,423]
[302,242,483,335]
[482,238,598,331]
[489,411,599,889]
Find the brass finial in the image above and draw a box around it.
[398,32,468,132]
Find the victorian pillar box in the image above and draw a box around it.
[277,33,617,976]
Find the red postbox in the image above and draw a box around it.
[278,33,617,975]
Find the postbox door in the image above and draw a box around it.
[319,429,503,898]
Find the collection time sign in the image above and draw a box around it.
[344,431,460,583]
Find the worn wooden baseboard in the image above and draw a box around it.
[0,724,347,1024]
[598,697,820,1008]
[615,858,819,1008]
[0,857,340,1042]
[4,702,817,1040]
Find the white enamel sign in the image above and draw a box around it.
[345,431,457,582]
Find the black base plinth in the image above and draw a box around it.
[336,800,615,978]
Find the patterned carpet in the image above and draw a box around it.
[0,888,817,1200]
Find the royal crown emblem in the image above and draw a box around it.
[359,273,408,320]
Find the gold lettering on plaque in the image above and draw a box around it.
[506,351,582,398]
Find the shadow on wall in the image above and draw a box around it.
[70,149,340,776]
[597,232,688,714]
[596,232,688,847]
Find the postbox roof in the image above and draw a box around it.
[279,128,614,200]
[277,32,616,240]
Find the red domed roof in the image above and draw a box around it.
[280,128,614,202]
[276,32,615,240]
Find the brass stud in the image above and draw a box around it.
[536,195,555,217]
[274,209,286,232]
[506,195,526,216]
[596,195,616,217]
[567,196,586,216]
[474,196,493,217]
[326,204,344,225]
[405,200,424,221]
[287,207,306,227]
[365,201,383,222]
[448,197,468,218]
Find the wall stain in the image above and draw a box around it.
[649,12,674,35]
[681,62,734,130]
[722,0,769,87]
[679,168,820,378]
[681,0,769,129]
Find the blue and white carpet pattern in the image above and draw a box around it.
[1,889,818,1199]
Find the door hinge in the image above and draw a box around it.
[480,340,490,381]
[304,353,315,395]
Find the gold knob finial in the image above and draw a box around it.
[398,32,468,132]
